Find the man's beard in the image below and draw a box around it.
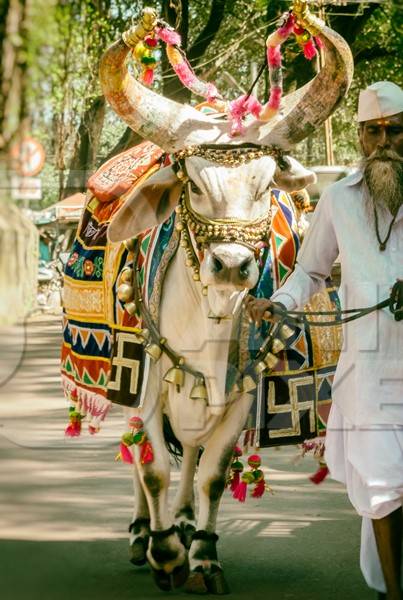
[361,149,403,217]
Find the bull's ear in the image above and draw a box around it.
[272,156,317,192]
[108,166,182,242]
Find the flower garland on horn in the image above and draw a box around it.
[123,3,326,135]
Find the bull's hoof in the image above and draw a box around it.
[130,538,148,566]
[184,571,208,595]
[152,560,190,591]
[204,569,230,595]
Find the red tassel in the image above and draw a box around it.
[309,465,329,485]
[252,479,266,498]
[120,442,134,464]
[140,440,154,464]
[230,470,240,493]
[232,480,248,502]
[142,68,154,86]
[65,421,81,437]
[303,38,317,60]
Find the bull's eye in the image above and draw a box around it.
[189,180,202,195]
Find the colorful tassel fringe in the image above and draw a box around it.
[115,416,154,465]
[228,449,270,502]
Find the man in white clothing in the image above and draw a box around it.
[247,81,403,599]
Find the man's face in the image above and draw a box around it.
[359,112,403,157]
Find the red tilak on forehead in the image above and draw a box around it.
[374,118,392,126]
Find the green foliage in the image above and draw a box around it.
[20,0,403,208]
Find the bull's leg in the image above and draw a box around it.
[133,403,189,591]
[186,394,252,595]
[128,464,150,566]
[173,445,199,548]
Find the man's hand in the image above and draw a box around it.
[244,296,279,327]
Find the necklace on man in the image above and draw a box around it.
[373,204,398,251]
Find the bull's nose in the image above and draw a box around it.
[239,257,253,281]
[210,250,255,286]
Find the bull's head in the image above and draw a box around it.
[106,6,353,317]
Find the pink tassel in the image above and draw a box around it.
[252,479,266,498]
[267,86,282,110]
[140,440,154,464]
[314,36,324,49]
[309,465,329,485]
[303,38,317,60]
[278,13,295,38]
[232,480,248,502]
[155,26,181,46]
[120,442,134,464]
[230,470,240,493]
[229,94,262,136]
[141,68,154,86]
[267,45,282,68]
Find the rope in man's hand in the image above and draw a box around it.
[244,279,403,328]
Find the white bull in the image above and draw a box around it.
[100,5,353,594]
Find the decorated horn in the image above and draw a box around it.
[254,4,354,149]
[99,8,219,152]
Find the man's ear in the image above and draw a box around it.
[108,167,182,242]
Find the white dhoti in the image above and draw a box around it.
[325,404,403,593]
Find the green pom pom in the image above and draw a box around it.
[253,469,264,482]
[231,460,244,473]
[141,56,157,65]
[121,432,134,446]
[133,431,146,445]
[241,471,255,485]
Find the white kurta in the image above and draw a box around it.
[271,170,403,592]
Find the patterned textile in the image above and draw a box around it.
[61,142,166,428]
[239,189,341,447]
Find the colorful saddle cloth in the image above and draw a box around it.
[61,143,341,442]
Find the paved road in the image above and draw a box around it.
[0,315,373,600]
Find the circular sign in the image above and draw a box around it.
[10,137,46,177]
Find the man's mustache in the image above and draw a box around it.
[365,148,403,164]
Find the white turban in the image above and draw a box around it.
[357,81,403,123]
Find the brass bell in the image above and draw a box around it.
[124,301,137,316]
[120,268,133,283]
[123,238,136,251]
[145,342,162,362]
[242,375,257,393]
[271,338,285,354]
[163,367,185,389]
[255,360,268,375]
[280,324,294,340]
[264,352,279,371]
[117,283,134,302]
[190,377,208,400]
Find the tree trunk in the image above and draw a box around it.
[0,0,29,153]
[63,96,106,198]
